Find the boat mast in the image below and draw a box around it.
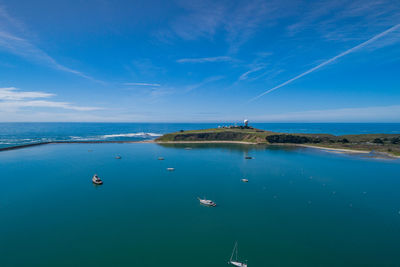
[235,242,238,262]
[230,241,238,262]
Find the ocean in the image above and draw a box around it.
[1,122,400,149]
[1,123,400,266]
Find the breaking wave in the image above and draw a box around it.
[100,132,162,139]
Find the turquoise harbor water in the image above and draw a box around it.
[1,141,400,266]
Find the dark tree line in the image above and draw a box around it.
[266,134,400,145]
[266,134,349,144]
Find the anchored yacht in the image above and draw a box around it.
[198,197,216,207]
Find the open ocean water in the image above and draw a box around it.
[1,122,400,149]
[1,123,400,266]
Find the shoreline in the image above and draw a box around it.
[155,140,257,145]
[296,144,400,159]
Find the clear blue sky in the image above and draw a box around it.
[0,0,399,122]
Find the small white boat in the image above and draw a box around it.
[115,155,122,159]
[228,242,247,267]
[241,178,249,183]
[198,197,216,207]
[167,167,175,171]
[92,174,103,185]
[158,157,165,160]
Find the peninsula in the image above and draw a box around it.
[155,125,400,157]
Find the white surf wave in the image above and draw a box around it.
[100,132,162,139]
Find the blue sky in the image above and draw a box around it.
[0,0,400,122]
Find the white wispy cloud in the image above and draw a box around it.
[163,0,293,51]
[248,24,400,103]
[185,76,224,92]
[0,100,100,111]
[0,6,101,82]
[287,0,400,42]
[239,66,265,81]
[177,56,233,63]
[124,83,161,87]
[0,87,101,112]
[0,87,54,100]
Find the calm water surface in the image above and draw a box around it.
[1,143,400,266]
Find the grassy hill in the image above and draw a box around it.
[155,127,400,156]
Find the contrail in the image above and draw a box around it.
[247,24,400,103]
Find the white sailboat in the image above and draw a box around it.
[228,242,247,267]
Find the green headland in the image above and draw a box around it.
[156,126,400,157]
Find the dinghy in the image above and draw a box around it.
[228,242,247,267]
[167,167,175,171]
[241,178,249,183]
[92,174,103,185]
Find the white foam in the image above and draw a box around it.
[100,132,162,139]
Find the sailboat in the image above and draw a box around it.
[228,242,247,267]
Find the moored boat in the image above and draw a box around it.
[198,197,216,207]
[167,167,175,171]
[92,174,103,185]
[228,242,247,267]
[241,178,249,183]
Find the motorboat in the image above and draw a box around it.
[244,156,253,159]
[228,242,247,267]
[241,178,249,183]
[198,197,216,207]
[158,157,165,160]
[92,174,103,185]
[115,155,122,159]
[167,167,175,171]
